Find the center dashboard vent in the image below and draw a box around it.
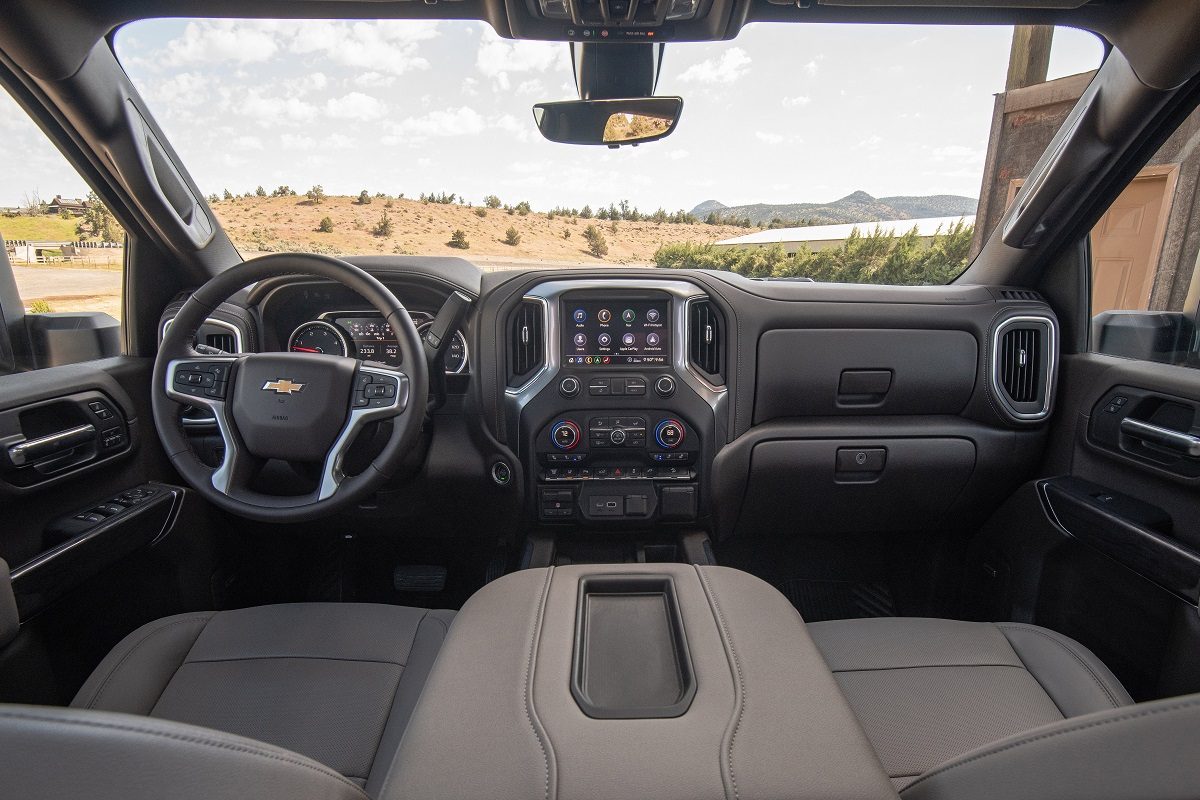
[993,316,1056,421]
[688,298,724,384]
[508,299,545,387]
[205,331,236,353]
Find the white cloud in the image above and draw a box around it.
[147,72,210,108]
[323,133,356,150]
[476,29,561,90]
[802,60,819,77]
[755,131,784,145]
[324,92,386,121]
[224,88,317,124]
[354,72,396,88]
[857,135,883,150]
[290,21,439,76]
[668,149,690,161]
[930,144,982,162]
[161,20,283,66]
[280,133,316,150]
[384,107,487,142]
[782,95,811,108]
[677,48,751,85]
[231,135,264,151]
[516,79,544,95]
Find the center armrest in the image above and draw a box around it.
[383,564,897,800]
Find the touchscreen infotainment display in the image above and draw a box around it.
[563,299,670,366]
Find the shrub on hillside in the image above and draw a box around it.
[255,186,267,197]
[504,226,522,246]
[372,210,393,237]
[357,190,372,205]
[653,221,974,285]
[584,225,608,258]
[272,185,296,197]
[515,201,532,216]
[223,189,234,201]
[317,217,334,233]
[306,185,326,205]
[448,229,470,249]
[474,208,488,218]
[484,195,502,209]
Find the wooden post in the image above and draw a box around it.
[1006,25,1054,91]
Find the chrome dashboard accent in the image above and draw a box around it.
[503,279,727,421]
[990,314,1058,422]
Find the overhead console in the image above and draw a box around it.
[499,279,727,528]
[510,0,742,41]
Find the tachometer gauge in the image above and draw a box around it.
[288,321,351,358]
[416,321,469,374]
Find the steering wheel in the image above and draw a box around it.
[152,253,429,523]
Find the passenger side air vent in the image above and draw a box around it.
[999,289,1044,302]
[992,316,1056,421]
[688,299,724,384]
[508,299,545,387]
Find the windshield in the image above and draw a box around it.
[109,20,1102,283]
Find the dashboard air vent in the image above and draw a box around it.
[205,331,236,353]
[508,300,545,386]
[688,299,724,383]
[993,316,1056,421]
[999,289,1044,302]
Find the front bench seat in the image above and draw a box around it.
[70,602,454,796]
[809,617,1133,791]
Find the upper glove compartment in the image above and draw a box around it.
[754,329,978,423]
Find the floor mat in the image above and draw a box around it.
[769,577,897,622]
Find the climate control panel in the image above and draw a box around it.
[534,410,700,523]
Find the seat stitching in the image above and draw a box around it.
[181,655,408,666]
[901,697,1200,794]
[85,615,214,710]
[697,566,745,800]
[995,623,1123,709]
[0,709,370,798]
[829,664,1029,675]
[524,568,555,800]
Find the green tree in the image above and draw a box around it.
[448,229,470,249]
[584,225,608,258]
[255,185,267,197]
[306,185,326,205]
[504,226,522,246]
[372,210,393,237]
[223,189,234,201]
[357,190,372,205]
[317,216,334,233]
[515,200,532,216]
[484,194,502,209]
[77,191,121,242]
[580,204,593,219]
[272,185,296,197]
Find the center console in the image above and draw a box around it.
[504,280,727,528]
[387,564,896,800]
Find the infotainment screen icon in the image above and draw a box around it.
[564,298,669,366]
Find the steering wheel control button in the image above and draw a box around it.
[355,373,400,409]
[655,419,685,449]
[491,461,513,486]
[655,375,676,398]
[559,376,581,398]
[551,420,581,450]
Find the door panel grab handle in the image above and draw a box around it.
[5,424,96,467]
[1119,418,1200,457]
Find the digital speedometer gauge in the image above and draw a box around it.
[288,321,350,357]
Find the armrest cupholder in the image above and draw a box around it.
[571,574,697,719]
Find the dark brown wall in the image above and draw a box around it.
[972,70,1200,312]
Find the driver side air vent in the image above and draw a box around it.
[688,299,724,384]
[993,316,1056,421]
[508,299,545,387]
[205,332,236,353]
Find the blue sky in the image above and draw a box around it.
[2,20,1103,210]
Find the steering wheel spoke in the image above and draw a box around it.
[165,356,250,494]
[319,365,411,500]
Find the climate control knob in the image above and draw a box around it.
[655,419,685,450]
[551,420,581,451]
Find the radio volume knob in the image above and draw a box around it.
[551,420,581,451]
[559,376,581,398]
[655,419,685,449]
[654,375,676,398]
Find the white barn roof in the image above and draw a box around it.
[716,215,975,247]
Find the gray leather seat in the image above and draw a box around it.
[809,617,1133,791]
[70,602,454,796]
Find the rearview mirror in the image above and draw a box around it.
[532,97,683,147]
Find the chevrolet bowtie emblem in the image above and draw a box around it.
[262,379,305,395]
